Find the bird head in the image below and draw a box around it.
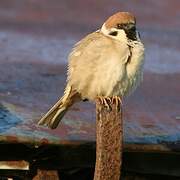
[101,12,138,42]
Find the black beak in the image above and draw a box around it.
[124,28,137,41]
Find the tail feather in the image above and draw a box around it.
[38,85,80,129]
[38,99,67,129]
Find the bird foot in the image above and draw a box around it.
[112,96,122,110]
[112,96,122,106]
[97,96,122,111]
[98,96,112,111]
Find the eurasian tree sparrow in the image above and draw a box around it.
[38,12,145,129]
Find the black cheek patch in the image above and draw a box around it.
[125,30,137,41]
[109,31,118,36]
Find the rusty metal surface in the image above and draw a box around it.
[94,98,122,180]
[0,0,180,152]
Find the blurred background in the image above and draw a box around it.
[0,0,179,71]
[0,0,180,179]
[0,0,179,112]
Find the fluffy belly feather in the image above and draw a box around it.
[70,61,142,101]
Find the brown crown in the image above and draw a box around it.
[104,12,136,29]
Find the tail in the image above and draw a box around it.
[38,85,80,129]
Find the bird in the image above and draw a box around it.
[38,12,145,129]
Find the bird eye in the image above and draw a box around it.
[117,24,122,29]
[109,31,118,36]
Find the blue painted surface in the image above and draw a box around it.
[0,104,22,133]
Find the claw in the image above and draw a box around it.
[97,96,122,111]
[98,96,111,111]
[106,97,112,104]
[98,96,104,105]
[112,96,122,110]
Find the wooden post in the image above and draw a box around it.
[94,97,123,180]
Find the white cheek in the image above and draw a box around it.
[101,23,109,35]
[116,29,127,41]
[101,24,128,43]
